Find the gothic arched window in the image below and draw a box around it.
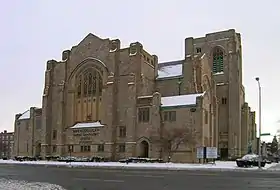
[75,68,103,122]
[212,47,224,73]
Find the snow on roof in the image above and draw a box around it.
[18,110,30,120]
[213,72,224,75]
[70,121,104,129]
[161,93,204,108]
[157,60,183,79]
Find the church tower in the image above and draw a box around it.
[185,29,244,158]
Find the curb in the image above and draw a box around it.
[0,162,276,173]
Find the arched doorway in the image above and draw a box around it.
[140,141,149,158]
[35,142,41,157]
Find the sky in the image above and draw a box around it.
[0,0,279,142]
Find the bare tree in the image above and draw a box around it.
[149,124,197,160]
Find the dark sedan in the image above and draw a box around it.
[236,154,266,168]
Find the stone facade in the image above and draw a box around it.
[13,107,42,157]
[13,29,257,162]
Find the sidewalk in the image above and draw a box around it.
[0,159,277,171]
[265,163,280,171]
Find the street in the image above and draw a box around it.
[0,164,280,190]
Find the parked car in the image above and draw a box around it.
[236,154,266,167]
[119,157,163,163]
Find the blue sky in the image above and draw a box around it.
[1,0,279,141]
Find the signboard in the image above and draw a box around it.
[206,147,218,159]
[196,147,204,159]
[73,128,100,137]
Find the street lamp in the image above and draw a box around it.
[255,77,262,169]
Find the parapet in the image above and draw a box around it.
[62,50,71,61]
[129,42,143,56]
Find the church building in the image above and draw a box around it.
[13,29,257,162]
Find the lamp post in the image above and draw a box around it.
[255,77,262,169]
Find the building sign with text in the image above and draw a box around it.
[72,128,100,144]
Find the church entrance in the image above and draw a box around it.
[220,148,228,160]
[140,141,149,158]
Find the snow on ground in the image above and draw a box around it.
[0,159,278,171]
[0,178,66,190]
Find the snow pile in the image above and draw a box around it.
[0,178,66,190]
[0,159,277,171]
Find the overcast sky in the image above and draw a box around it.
[1,0,279,141]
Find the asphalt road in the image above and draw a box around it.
[0,164,280,190]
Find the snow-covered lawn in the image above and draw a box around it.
[0,159,277,171]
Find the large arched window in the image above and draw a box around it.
[75,69,103,122]
[212,47,224,73]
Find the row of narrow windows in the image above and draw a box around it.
[138,108,177,123]
[51,144,126,153]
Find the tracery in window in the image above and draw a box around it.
[92,71,96,95]
[88,73,93,95]
[75,69,103,122]
[77,76,82,98]
[98,74,103,94]
[83,73,88,97]
[213,47,224,73]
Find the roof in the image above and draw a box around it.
[18,110,30,120]
[70,121,104,129]
[157,60,183,79]
[161,93,204,108]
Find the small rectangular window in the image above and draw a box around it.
[163,111,176,122]
[119,126,126,137]
[204,111,208,124]
[52,130,57,140]
[81,145,91,152]
[138,107,150,123]
[196,47,202,53]
[222,98,227,104]
[119,144,126,153]
[52,145,57,153]
[97,144,104,152]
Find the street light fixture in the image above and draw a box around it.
[255,77,262,169]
